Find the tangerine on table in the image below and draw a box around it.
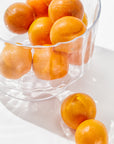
[27,0,48,17]
[33,46,69,80]
[48,0,84,22]
[61,93,96,129]
[50,16,86,45]
[28,17,53,45]
[0,43,32,79]
[4,2,35,34]
[75,119,108,144]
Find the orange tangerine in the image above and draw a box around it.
[27,0,48,17]
[33,46,69,80]
[61,93,96,129]
[0,43,32,79]
[48,0,84,22]
[75,119,108,144]
[4,2,35,34]
[50,16,86,45]
[28,17,53,45]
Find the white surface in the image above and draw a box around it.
[0,0,114,143]
[0,46,114,144]
[0,103,73,144]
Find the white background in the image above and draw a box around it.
[96,0,114,50]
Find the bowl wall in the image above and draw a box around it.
[0,0,101,101]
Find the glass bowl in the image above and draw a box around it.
[0,0,101,101]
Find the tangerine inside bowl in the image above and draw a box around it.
[0,0,101,101]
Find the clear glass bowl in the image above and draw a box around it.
[0,0,101,101]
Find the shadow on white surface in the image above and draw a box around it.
[0,46,114,143]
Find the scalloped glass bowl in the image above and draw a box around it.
[0,0,101,101]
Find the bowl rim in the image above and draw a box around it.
[0,0,101,48]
